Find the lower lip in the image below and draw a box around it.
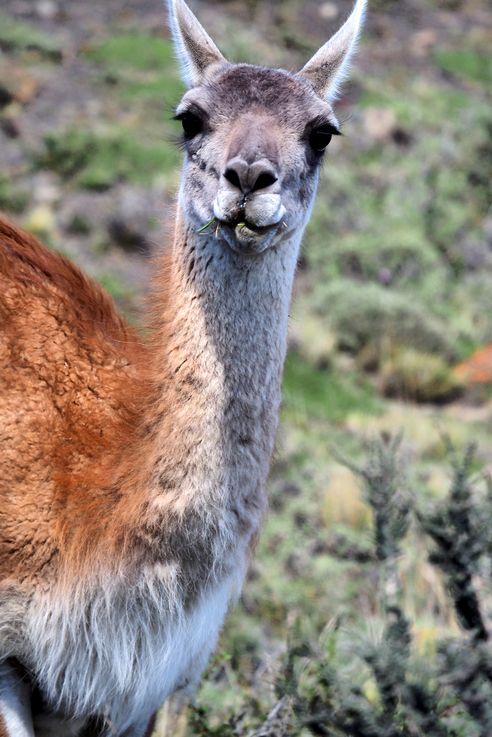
[220,221,279,255]
[234,221,272,237]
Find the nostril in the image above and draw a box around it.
[224,168,243,191]
[252,171,278,192]
[223,159,278,194]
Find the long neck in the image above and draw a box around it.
[80,207,303,596]
[145,207,301,518]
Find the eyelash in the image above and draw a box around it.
[308,123,341,153]
[175,111,204,140]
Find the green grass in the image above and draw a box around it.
[97,272,136,302]
[0,174,29,213]
[35,127,180,190]
[80,33,184,187]
[84,34,184,105]
[358,79,482,128]
[283,352,381,423]
[434,48,492,86]
[85,33,176,72]
[95,272,140,321]
[0,12,62,58]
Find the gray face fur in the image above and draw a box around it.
[169,0,367,256]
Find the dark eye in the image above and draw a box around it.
[309,123,342,154]
[179,111,204,139]
[309,125,336,152]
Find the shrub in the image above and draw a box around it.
[380,347,464,403]
[313,280,456,361]
[187,438,492,737]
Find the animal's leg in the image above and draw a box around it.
[0,661,35,737]
[34,712,97,737]
[143,713,156,737]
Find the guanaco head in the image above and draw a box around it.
[168,0,366,256]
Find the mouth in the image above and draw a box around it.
[217,217,281,256]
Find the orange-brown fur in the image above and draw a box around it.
[0,216,151,584]
[0,213,230,589]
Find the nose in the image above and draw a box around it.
[224,157,278,194]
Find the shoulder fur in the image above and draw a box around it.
[0,217,150,584]
[0,216,136,357]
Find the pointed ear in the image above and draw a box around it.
[297,0,367,101]
[167,0,227,88]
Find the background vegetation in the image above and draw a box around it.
[1,0,491,733]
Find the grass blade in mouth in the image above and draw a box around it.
[196,217,217,234]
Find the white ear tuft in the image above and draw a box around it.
[297,0,367,101]
[167,0,227,88]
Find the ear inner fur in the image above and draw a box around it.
[168,0,227,87]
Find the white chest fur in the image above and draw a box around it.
[27,564,244,734]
